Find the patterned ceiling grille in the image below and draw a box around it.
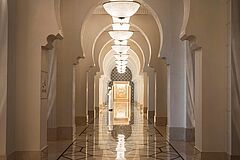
[109,67,134,103]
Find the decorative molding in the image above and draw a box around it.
[41,33,63,50]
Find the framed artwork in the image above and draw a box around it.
[113,81,130,101]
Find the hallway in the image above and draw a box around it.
[58,104,183,160]
[1,0,240,159]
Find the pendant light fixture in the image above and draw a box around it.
[114,54,129,61]
[112,23,130,31]
[114,40,128,45]
[108,30,133,41]
[103,0,141,74]
[103,1,140,18]
[115,60,128,65]
[112,45,130,53]
[112,17,130,24]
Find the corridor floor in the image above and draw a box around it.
[57,104,183,160]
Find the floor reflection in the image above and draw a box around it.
[116,134,126,160]
[58,103,183,160]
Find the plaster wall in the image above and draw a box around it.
[55,40,73,128]
[6,0,16,155]
[155,61,167,118]
[231,0,240,155]
[14,0,59,151]
[186,0,228,152]
[0,0,8,156]
[75,64,88,119]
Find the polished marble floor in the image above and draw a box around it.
[57,104,184,160]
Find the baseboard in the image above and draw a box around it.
[229,155,240,160]
[5,151,42,160]
[168,127,195,142]
[48,127,73,141]
[155,116,167,126]
[75,116,87,126]
[201,152,227,160]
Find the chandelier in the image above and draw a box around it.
[114,40,128,45]
[112,23,130,31]
[108,30,133,41]
[116,65,127,73]
[112,17,130,24]
[114,53,129,61]
[103,0,140,73]
[115,60,128,65]
[103,1,140,18]
[112,45,130,53]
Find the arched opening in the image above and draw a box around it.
[3,0,237,159]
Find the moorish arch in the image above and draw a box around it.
[3,0,237,159]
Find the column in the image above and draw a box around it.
[167,41,189,141]
[13,0,59,158]
[145,68,156,123]
[55,40,74,140]
[94,74,101,118]
[87,68,97,122]
[75,64,88,126]
[184,0,229,157]
[155,60,168,126]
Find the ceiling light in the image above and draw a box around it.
[115,60,128,65]
[116,64,127,67]
[114,54,129,60]
[103,1,140,18]
[117,66,126,70]
[117,66,127,73]
[112,23,130,31]
[116,64,127,68]
[112,45,130,53]
[118,70,126,74]
[108,30,133,41]
[114,40,128,45]
[112,17,130,23]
